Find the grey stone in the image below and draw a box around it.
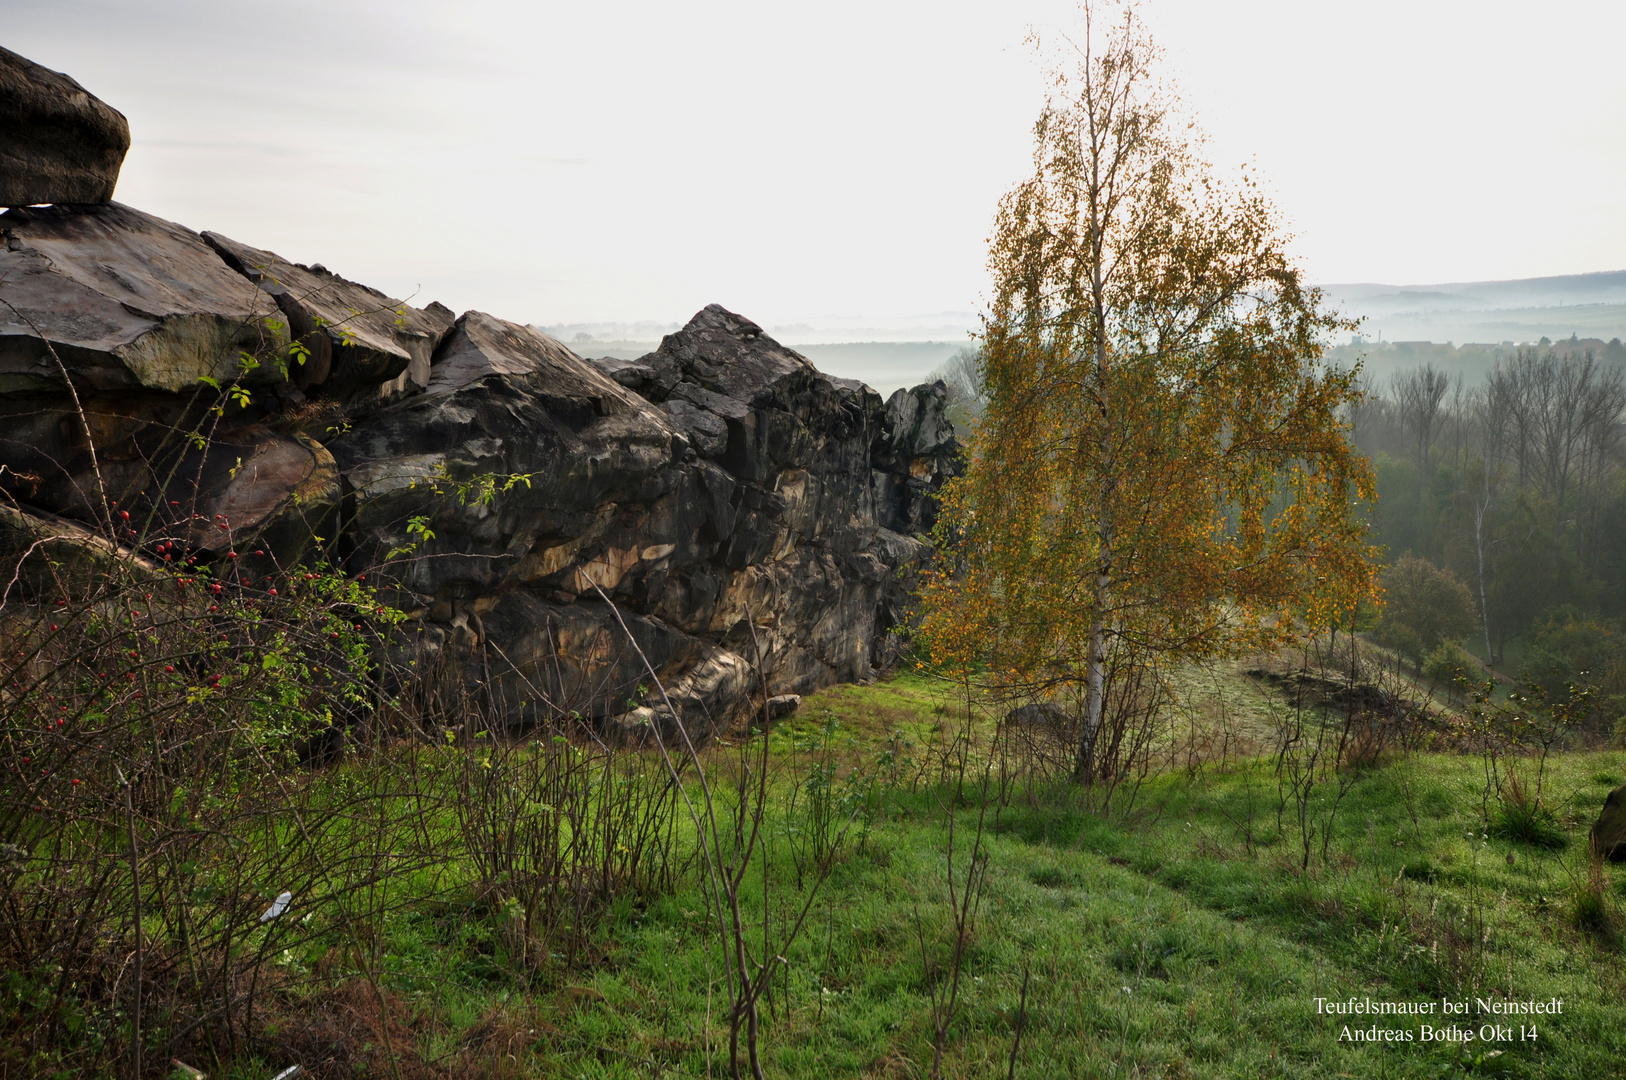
[204,231,454,397]
[0,502,160,599]
[586,355,657,390]
[0,203,289,394]
[1005,702,1072,730]
[662,398,729,457]
[0,47,129,207]
[874,380,961,535]
[1592,785,1626,861]
[766,694,802,720]
[324,303,954,737]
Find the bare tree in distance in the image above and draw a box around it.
[1354,345,1626,671]
[930,345,988,432]
[1391,363,1455,474]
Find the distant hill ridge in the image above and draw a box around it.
[1319,270,1626,347]
[1326,270,1626,315]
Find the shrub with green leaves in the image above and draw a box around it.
[1376,554,1476,670]
[0,504,397,1072]
[1422,640,1477,685]
[1521,605,1626,728]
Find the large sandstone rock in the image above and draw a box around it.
[0,503,160,599]
[0,203,457,547]
[1005,702,1071,730]
[333,304,954,735]
[0,203,288,394]
[0,203,958,742]
[0,53,956,737]
[875,379,960,535]
[0,47,130,207]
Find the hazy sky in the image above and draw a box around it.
[5,0,1623,332]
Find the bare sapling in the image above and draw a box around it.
[914,709,992,1079]
[585,581,862,1080]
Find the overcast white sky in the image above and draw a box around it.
[5,0,1623,333]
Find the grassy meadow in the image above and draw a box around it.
[110,664,1624,1080]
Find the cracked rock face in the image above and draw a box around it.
[0,199,959,742]
[203,230,455,398]
[0,202,447,544]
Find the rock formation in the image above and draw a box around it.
[0,45,959,739]
[0,46,130,207]
[0,202,289,396]
[0,199,958,741]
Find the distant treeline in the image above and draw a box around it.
[1352,341,1626,712]
[1325,335,1626,385]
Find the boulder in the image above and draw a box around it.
[0,203,288,394]
[182,428,341,554]
[1592,785,1626,861]
[1005,702,1072,730]
[875,379,961,535]
[326,303,952,736]
[0,381,318,528]
[0,46,129,207]
[0,502,161,599]
[766,693,802,720]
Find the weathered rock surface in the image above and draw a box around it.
[0,502,160,599]
[332,303,956,735]
[1004,703,1072,730]
[0,203,959,742]
[0,202,451,542]
[0,202,290,394]
[1592,785,1626,861]
[0,46,130,207]
[204,231,455,396]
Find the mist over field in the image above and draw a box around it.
[1325,269,1626,352]
[543,269,1626,399]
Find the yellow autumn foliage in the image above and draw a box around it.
[917,2,1381,778]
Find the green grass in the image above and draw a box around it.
[213,672,1626,1080]
[774,667,962,748]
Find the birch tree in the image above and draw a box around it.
[918,2,1378,780]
